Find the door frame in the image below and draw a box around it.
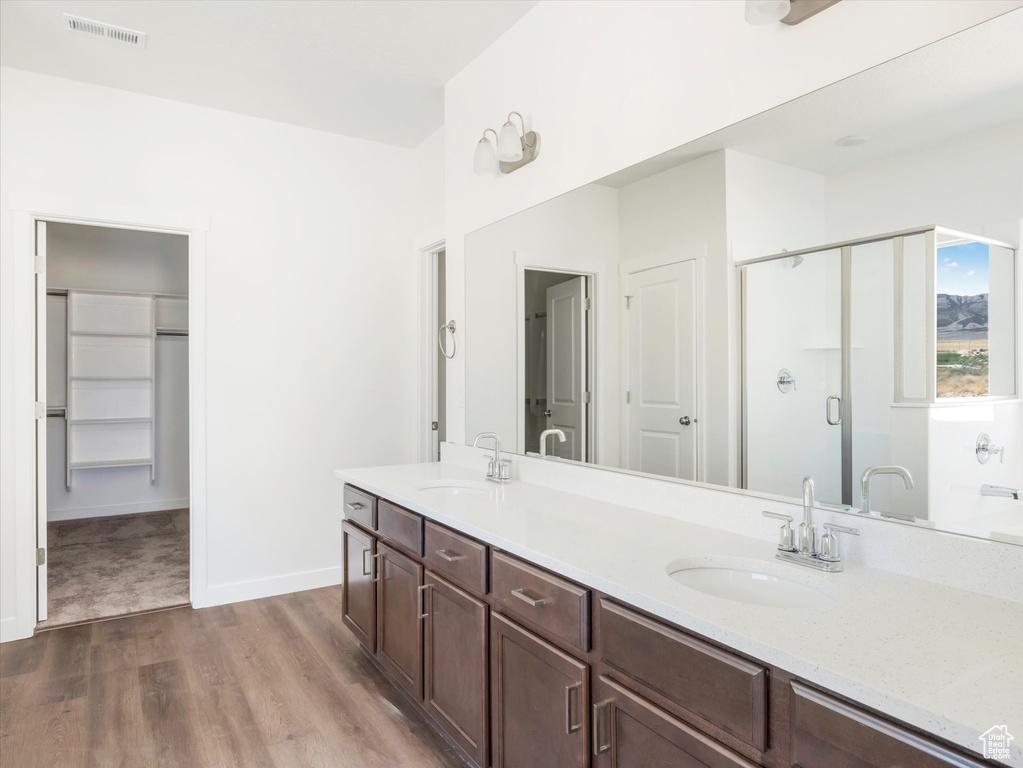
[619,248,707,482]
[417,236,446,463]
[514,253,601,462]
[4,195,209,641]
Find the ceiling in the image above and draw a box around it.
[0,0,537,147]
[600,10,1023,186]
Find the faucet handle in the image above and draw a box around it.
[820,522,859,563]
[763,511,796,551]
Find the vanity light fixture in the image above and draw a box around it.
[745,0,842,26]
[473,111,541,175]
[745,0,790,25]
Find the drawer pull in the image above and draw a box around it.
[361,548,372,576]
[417,584,431,619]
[434,548,465,562]
[346,501,366,511]
[371,553,383,583]
[510,588,546,607]
[592,700,611,755]
[565,682,582,734]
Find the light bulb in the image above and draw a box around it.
[745,0,790,25]
[473,136,498,175]
[497,121,524,163]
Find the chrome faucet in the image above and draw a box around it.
[762,474,859,572]
[982,484,1020,500]
[799,475,817,555]
[860,465,914,515]
[539,428,566,458]
[472,432,511,483]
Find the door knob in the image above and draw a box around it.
[679,416,691,426]
[544,409,552,418]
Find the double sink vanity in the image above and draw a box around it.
[334,448,1022,768]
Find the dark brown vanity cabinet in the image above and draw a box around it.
[342,485,991,768]
[593,676,759,768]
[423,572,489,768]
[376,542,425,700]
[341,520,376,652]
[491,612,589,768]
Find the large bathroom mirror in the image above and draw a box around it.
[465,11,1023,544]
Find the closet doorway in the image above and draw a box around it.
[37,221,191,628]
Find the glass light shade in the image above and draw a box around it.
[497,121,524,163]
[473,137,498,175]
[745,0,790,25]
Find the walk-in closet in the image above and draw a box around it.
[42,222,190,627]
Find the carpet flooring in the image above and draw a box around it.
[40,509,189,628]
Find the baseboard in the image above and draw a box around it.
[199,566,340,608]
[47,498,190,522]
[0,616,26,644]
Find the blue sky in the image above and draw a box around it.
[937,242,989,296]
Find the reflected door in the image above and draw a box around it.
[625,260,697,480]
[744,250,843,504]
[546,277,587,461]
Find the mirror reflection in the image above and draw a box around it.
[465,14,1023,543]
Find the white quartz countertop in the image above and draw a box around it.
[334,462,1023,766]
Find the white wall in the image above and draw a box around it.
[0,67,443,639]
[45,222,190,521]
[46,223,189,294]
[444,0,1022,447]
[464,184,619,461]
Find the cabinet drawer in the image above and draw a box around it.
[593,675,758,768]
[491,551,589,652]
[790,682,987,768]
[424,522,488,596]
[343,485,376,530]
[597,599,767,751]
[377,499,424,557]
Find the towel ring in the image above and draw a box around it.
[438,320,457,359]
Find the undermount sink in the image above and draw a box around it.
[415,479,491,496]
[666,556,840,609]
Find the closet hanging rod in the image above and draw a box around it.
[156,329,188,337]
[47,406,67,417]
[46,287,189,299]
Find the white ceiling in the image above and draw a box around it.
[600,10,1023,186]
[0,0,537,147]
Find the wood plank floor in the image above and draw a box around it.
[0,587,470,768]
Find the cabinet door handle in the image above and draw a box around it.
[371,553,383,583]
[346,501,366,511]
[361,548,372,576]
[565,682,582,734]
[434,549,465,562]
[592,700,611,755]
[418,584,431,619]
[510,588,546,607]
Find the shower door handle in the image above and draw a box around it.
[826,395,842,426]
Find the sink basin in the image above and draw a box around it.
[415,480,491,497]
[666,556,839,609]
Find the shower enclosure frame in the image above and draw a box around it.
[737,225,1018,506]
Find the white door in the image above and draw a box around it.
[626,260,698,479]
[35,220,48,621]
[546,276,587,461]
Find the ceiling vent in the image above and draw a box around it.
[64,14,147,48]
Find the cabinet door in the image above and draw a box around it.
[424,572,488,768]
[342,521,376,652]
[592,676,758,768]
[491,612,588,768]
[376,542,424,700]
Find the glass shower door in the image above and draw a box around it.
[743,249,843,505]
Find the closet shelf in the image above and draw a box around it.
[70,458,154,470]
[69,417,152,425]
[70,331,153,338]
[71,375,153,381]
